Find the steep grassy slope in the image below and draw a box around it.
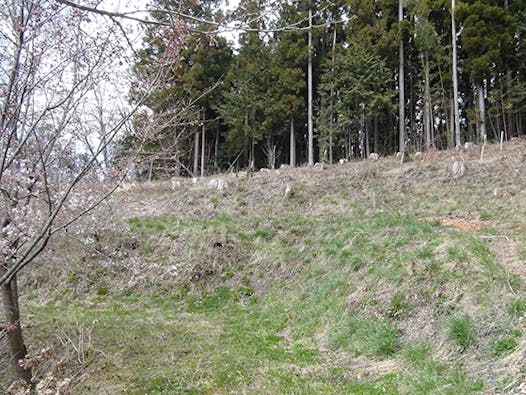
[3,140,526,393]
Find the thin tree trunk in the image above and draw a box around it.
[193,130,199,177]
[200,119,205,178]
[365,117,371,158]
[398,0,405,155]
[250,138,255,170]
[214,130,219,171]
[330,24,336,164]
[503,0,514,138]
[2,275,32,386]
[430,104,435,147]
[506,68,514,137]
[424,52,432,150]
[148,159,153,181]
[307,2,314,166]
[478,83,487,142]
[448,95,454,149]
[244,112,249,168]
[373,116,379,153]
[499,80,508,141]
[410,48,417,150]
[290,116,296,167]
[452,0,461,147]
[329,110,333,164]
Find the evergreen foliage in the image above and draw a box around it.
[130,0,526,174]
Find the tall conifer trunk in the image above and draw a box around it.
[504,0,514,138]
[329,24,336,164]
[373,117,379,153]
[193,131,199,177]
[424,52,432,150]
[451,0,461,147]
[200,111,205,178]
[307,1,314,166]
[398,0,405,155]
[448,95,454,149]
[290,116,296,167]
[478,83,487,142]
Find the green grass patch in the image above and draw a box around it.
[493,337,519,357]
[402,343,484,393]
[388,292,410,319]
[447,315,476,351]
[16,166,526,393]
[329,314,400,357]
[507,297,526,317]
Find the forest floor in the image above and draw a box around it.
[3,139,526,393]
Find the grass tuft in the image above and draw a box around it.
[329,314,400,357]
[507,297,526,317]
[447,315,476,351]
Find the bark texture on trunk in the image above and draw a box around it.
[307,2,314,166]
[452,0,461,147]
[478,83,487,142]
[424,52,432,150]
[290,116,296,167]
[2,275,32,385]
[200,123,205,178]
[398,0,405,154]
[193,131,199,177]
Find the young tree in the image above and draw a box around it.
[0,0,183,387]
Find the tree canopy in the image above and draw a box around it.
[131,0,526,173]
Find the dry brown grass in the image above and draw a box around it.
[10,138,526,393]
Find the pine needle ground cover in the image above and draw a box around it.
[5,141,526,393]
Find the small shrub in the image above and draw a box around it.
[447,315,476,351]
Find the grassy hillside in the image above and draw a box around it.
[3,140,526,393]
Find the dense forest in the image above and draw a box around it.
[128,0,526,177]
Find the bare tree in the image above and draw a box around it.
[263,138,278,169]
[0,0,183,387]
